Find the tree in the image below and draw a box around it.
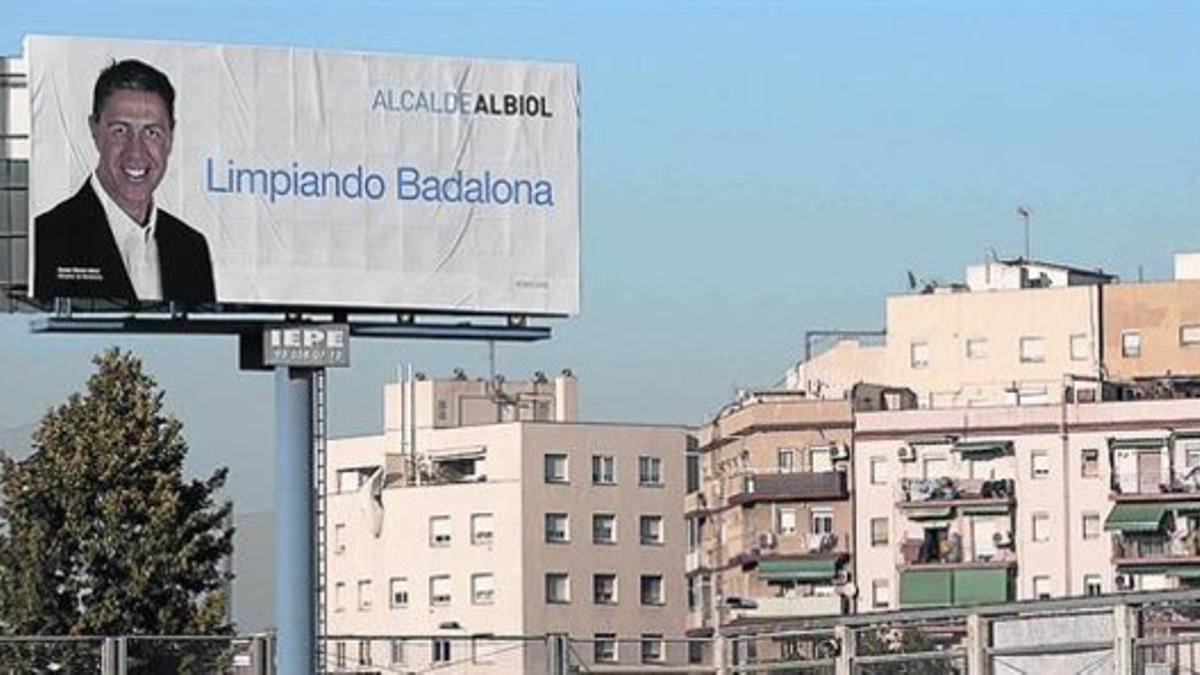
[0,348,233,649]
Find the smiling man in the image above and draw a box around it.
[34,59,215,305]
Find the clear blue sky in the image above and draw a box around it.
[1,1,1197,513]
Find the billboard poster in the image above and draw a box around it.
[26,35,580,315]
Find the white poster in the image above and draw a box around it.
[26,35,580,315]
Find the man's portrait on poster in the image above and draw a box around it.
[33,58,215,305]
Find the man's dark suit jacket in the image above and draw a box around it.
[34,182,216,305]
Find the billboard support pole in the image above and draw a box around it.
[275,365,316,675]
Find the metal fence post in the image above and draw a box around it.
[100,637,128,675]
[967,613,988,674]
[835,625,855,675]
[712,632,728,675]
[546,633,568,675]
[250,634,272,675]
[1113,603,1136,675]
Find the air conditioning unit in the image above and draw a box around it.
[831,444,850,461]
[723,596,758,610]
[897,445,917,462]
[1116,574,1134,591]
[758,531,777,549]
[992,531,1014,548]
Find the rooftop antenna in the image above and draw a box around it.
[1015,206,1031,260]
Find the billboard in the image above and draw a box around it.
[26,35,579,315]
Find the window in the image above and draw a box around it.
[594,634,617,663]
[390,639,406,665]
[1081,449,1100,478]
[471,573,495,605]
[335,641,347,669]
[357,579,372,611]
[546,573,570,603]
[430,575,451,606]
[338,468,366,493]
[1122,330,1141,358]
[334,581,345,612]
[1070,333,1090,361]
[1182,325,1200,347]
[777,508,797,535]
[872,579,891,609]
[639,456,664,486]
[592,455,616,485]
[358,640,372,667]
[687,576,698,610]
[593,573,618,604]
[545,453,569,483]
[432,639,451,663]
[545,513,569,543]
[811,508,834,536]
[870,456,888,485]
[641,634,664,663]
[334,523,346,554]
[1032,575,1052,600]
[777,447,796,473]
[870,518,889,547]
[1185,443,1200,470]
[1031,451,1050,479]
[471,513,494,545]
[1084,574,1102,597]
[1032,512,1050,542]
[810,446,834,472]
[436,399,449,422]
[593,513,617,544]
[1020,336,1045,363]
[389,577,409,608]
[429,516,451,547]
[1082,513,1101,540]
[910,341,929,369]
[922,456,948,481]
[640,515,664,545]
[641,575,665,605]
[966,337,988,359]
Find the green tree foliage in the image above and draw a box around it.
[0,348,233,643]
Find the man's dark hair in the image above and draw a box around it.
[91,59,176,127]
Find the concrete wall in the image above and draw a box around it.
[1103,280,1200,380]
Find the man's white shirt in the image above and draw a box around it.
[90,173,162,300]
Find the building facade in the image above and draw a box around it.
[854,399,1200,612]
[325,371,690,673]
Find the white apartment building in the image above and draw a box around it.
[854,398,1200,612]
[325,371,690,673]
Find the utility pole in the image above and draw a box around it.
[1016,205,1031,260]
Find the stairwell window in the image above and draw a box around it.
[1020,336,1045,363]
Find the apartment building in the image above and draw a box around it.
[788,257,1112,407]
[854,398,1200,612]
[325,370,690,673]
[685,386,916,636]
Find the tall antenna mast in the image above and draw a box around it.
[1016,205,1032,260]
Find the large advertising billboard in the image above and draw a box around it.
[26,35,579,315]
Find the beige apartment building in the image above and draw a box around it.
[325,371,690,673]
[685,386,917,637]
[854,398,1200,612]
[789,258,1114,407]
[1102,275,1200,387]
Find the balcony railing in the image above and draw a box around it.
[1113,533,1200,562]
[733,594,846,619]
[1111,471,1200,500]
[899,536,1017,567]
[728,471,848,506]
[898,477,1015,506]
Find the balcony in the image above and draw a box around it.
[897,477,1015,512]
[1111,471,1200,502]
[728,471,848,506]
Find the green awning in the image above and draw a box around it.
[962,504,1012,515]
[900,570,953,607]
[1169,567,1200,579]
[757,558,838,582]
[1174,502,1200,515]
[1110,437,1168,450]
[953,568,1011,605]
[953,441,1014,456]
[907,506,954,520]
[1105,504,1169,533]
